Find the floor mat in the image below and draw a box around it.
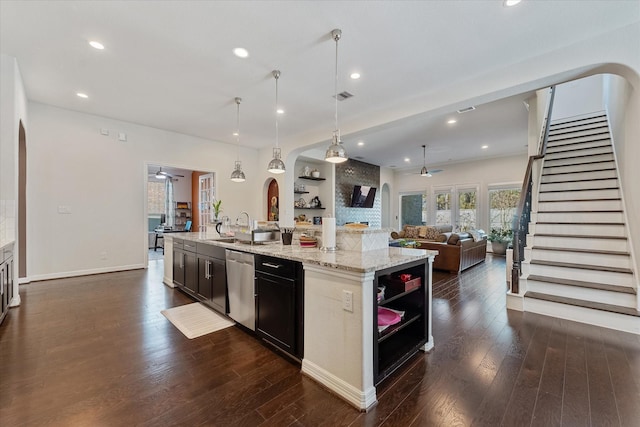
[161,302,234,339]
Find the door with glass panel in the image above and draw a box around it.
[198,173,216,231]
[399,192,427,228]
[433,186,478,231]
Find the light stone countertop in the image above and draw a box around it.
[164,232,437,273]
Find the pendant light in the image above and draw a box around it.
[420,145,432,177]
[267,70,286,174]
[325,28,348,164]
[230,97,246,183]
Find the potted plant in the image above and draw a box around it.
[212,199,223,221]
[489,228,512,256]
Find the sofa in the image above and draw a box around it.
[391,224,487,273]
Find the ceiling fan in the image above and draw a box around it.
[150,167,184,179]
[405,145,443,177]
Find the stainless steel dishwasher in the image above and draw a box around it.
[225,249,255,330]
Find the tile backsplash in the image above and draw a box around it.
[335,159,381,227]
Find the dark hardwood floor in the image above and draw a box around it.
[1,255,639,426]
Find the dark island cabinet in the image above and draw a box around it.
[1,243,14,325]
[255,255,304,360]
[172,238,198,295]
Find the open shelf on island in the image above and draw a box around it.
[378,310,421,343]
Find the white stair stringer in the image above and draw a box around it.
[518,112,639,334]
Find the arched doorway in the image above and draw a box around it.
[267,179,279,221]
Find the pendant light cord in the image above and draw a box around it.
[274,71,280,149]
[334,33,339,133]
[236,97,241,161]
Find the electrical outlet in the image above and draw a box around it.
[342,290,353,312]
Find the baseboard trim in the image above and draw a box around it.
[524,296,640,335]
[163,276,176,288]
[301,359,377,411]
[25,264,146,283]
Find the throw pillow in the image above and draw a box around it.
[469,229,481,242]
[417,226,428,238]
[424,226,441,241]
[437,233,448,243]
[447,233,460,245]
[404,226,419,239]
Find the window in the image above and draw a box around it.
[489,187,521,232]
[400,192,427,227]
[434,190,451,226]
[457,188,477,231]
[148,181,166,231]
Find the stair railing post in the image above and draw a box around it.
[511,229,520,294]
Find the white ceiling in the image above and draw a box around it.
[2,1,638,171]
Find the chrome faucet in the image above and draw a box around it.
[236,211,251,232]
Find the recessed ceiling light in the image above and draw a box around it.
[350,73,361,80]
[504,0,521,6]
[482,145,489,149]
[357,141,365,146]
[233,48,249,58]
[89,40,104,50]
[232,132,239,136]
[447,119,457,124]
[276,109,284,114]
[404,157,410,162]
[76,92,88,98]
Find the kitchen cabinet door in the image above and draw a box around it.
[255,273,295,354]
[210,258,227,314]
[173,249,185,287]
[184,251,198,294]
[197,257,213,300]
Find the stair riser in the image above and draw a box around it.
[547,128,610,141]
[534,211,624,223]
[528,235,629,252]
[543,161,615,175]
[531,223,626,237]
[547,133,610,147]
[545,146,612,160]
[550,115,607,128]
[526,280,636,308]
[540,179,618,192]
[538,189,620,201]
[529,249,631,270]
[546,139,611,154]
[527,264,633,287]
[541,169,617,183]
[537,200,622,212]
[522,297,640,335]
[544,153,614,167]
[550,118,608,131]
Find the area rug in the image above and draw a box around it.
[161,303,235,339]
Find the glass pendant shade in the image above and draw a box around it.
[420,166,432,178]
[325,132,348,163]
[420,144,431,177]
[230,160,246,182]
[267,147,286,174]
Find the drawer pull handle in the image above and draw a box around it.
[263,262,282,269]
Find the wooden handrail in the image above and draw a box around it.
[511,86,555,294]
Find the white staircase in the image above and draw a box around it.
[522,112,640,334]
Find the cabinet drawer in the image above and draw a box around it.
[197,243,226,259]
[183,241,197,253]
[173,238,184,250]
[255,255,299,279]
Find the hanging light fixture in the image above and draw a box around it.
[325,28,348,164]
[230,97,246,183]
[420,145,432,177]
[267,70,286,174]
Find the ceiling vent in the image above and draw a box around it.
[457,106,476,113]
[335,91,353,101]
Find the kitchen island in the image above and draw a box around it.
[162,231,437,410]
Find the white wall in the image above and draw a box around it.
[551,75,605,120]
[26,102,261,280]
[393,154,528,231]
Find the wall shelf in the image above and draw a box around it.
[294,207,325,210]
[298,176,326,181]
[294,191,310,194]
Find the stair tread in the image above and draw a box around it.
[550,114,607,125]
[539,187,619,193]
[534,233,627,240]
[546,145,612,154]
[535,221,624,225]
[537,210,623,213]
[539,198,621,202]
[531,246,630,256]
[540,177,618,184]
[542,167,616,176]
[525,291,640,317]
[543,160,615,168]
[530,259,633,274]
[527,274,636,294]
